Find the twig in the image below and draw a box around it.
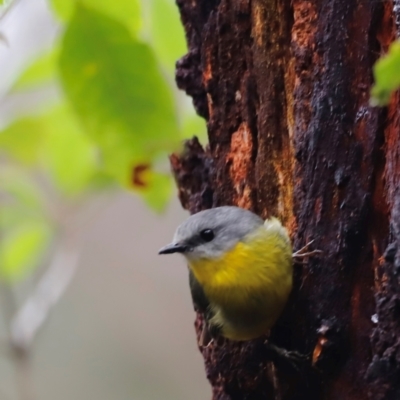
[0,192,109,400]
[10,238,80,351]
[0,0,23,23]
[268,362,281,400]
[3,236,80,400]
[0,285,35,400]
[13,347,35,400]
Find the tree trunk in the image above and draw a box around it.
[171,0,400,399]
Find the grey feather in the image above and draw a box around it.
[173,206,264,260]
[188,269,209,313]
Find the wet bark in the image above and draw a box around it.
[171,0,400,399]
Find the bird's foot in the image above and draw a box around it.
[199,324,212,348]
[264,341,310,371]
[198,322,220,348]
[293,240,322,262]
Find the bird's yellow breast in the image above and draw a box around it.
[188,220,293,340]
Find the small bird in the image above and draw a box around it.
[158,206,317,346]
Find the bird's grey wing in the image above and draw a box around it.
[189,269,209,313]
[188,270,220,346]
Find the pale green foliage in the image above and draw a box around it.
[139,170,174,212]
[148,0,186,74]
[371,40,400,105]
[40,107,99,195]
[50,0,141,35]
[0,169,45,219]
[0,169,51,282]
[0,0,206,283]
[59,5,180,186]
[0,105,100,195]
[12,49,58,91]
[0,116,46,164]
[0,221,50,282]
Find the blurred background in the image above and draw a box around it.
[0,0,210,399]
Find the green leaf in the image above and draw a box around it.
[132,169,173,212]
[0,105,100,196]
[40,105,100,195]
[0,221,50,283]
[0,169,48,255]
[0,168,44,211]
[371,40,400,106]
[50,0,141,35]
[0,115,46,165]
[12,49,58,91]
[59,5,180,207]
[148,0,186,74]
[182,112,207,143]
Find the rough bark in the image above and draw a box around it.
[172,0,400,399]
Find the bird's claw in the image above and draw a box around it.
[293,240,322,262]
[264,342,310,371]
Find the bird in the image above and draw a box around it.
[158,206,319,347]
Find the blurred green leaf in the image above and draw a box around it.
[0,168,44,211]
[371,40,400,106]
[0,105,100,195]
[41,106,100,195]
[0,115,46,164]
[182,112,207,142]
[0,204,19,230]
[0,221,50,283]
[148,0,186,74]
[50,0,141,35]
[12,49,58,91]
[136,171,173,212]
[59,5,180,208]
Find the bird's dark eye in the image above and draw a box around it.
[200,229,214,242]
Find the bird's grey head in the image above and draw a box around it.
[158,206,263,261]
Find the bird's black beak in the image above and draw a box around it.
[158,243,188,255]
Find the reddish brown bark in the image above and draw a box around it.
[172,0,400,399]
